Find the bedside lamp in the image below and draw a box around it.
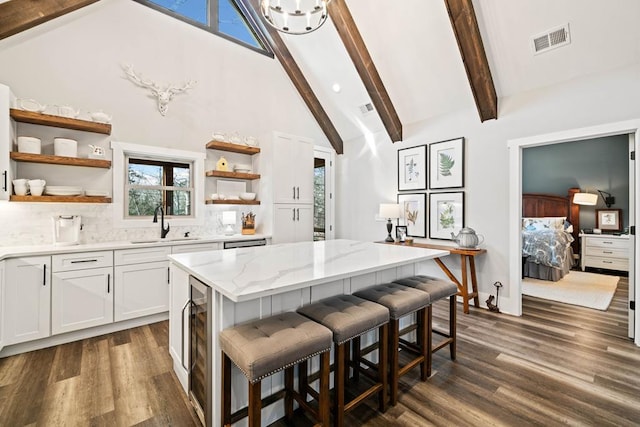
[379,203,401,242]
[573,189,615,207]
[222,211,236,235]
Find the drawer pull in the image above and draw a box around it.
[71,259,98,264]
[603,261,613,264]
[603,241,613,244]
[603,251,613,254]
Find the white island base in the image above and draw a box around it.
[168,240,449,427]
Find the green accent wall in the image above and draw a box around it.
[523,134,629,230]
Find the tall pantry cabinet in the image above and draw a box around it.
[271,132,314,244]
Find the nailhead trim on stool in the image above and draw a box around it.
[298,294,390,427]
[219,311,333,427]
[393,275,458,365]
[354,283,431,406]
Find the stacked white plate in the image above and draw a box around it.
[45,186,83,196]
[85,189,109,197]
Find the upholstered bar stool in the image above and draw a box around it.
[393,275,458,371]
[219,311,333,427]
[297,294,390,427]
[353,283,431,406]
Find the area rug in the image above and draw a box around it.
[522,271,619,310]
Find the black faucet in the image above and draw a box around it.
[153,206,170,239]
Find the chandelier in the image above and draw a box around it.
[261,0,331,35]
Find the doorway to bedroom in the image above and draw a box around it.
[508,120,640,346]
[521,136,629,326]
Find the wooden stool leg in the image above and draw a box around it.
[335,343,346,427]
[389,318,400,406]
[378,323,389,413]
[248,380,262,427]
[420,306,432,380]
[299,360,309,402]
[319,351,331,426]
[222,352,232,427]
[352,336,361,382]
[450,295,457,360]
[285,366,294,420]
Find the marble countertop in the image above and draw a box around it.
[0,234,270,261]
[169,239,450,302]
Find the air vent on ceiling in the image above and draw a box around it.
[359,103,374,115]
[531,24,571,55]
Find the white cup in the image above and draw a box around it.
[12,178,28,186]
[28,179,46,187]
[13,184,28,196]
[29,185,44,196]
[210,193,219,200]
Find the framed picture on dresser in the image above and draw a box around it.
[596,209,622,232]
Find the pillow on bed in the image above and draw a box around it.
[522,217,566,231]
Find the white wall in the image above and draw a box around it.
[0,0,330,245]
[336,63,640,315]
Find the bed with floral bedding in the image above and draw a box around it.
[522,189,581,281]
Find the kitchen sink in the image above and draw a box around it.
[130,239,160,244]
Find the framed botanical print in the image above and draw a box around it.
[397,193,426,238]
[596,209,622,232]
[398,145,427,191]
[429,192,464,240]
[429,137,464,189]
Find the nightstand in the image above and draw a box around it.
[580,233,629,272]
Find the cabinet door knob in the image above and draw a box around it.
[292,208,296,221]
[296,208,299,221]
[2,170,6,192]
[107,274,111,293]
[43,264,47,286]
[292,186,296,199]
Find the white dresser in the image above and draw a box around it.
[580,233,629,272]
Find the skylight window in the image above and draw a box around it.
[137,0,272,56]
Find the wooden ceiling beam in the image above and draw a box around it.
[444,0,497,122]
[328,0,402,142]
[0,0,100,41]
[239,0,344,154]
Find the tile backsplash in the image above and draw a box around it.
[0,202,250,246]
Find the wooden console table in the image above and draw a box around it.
[378,241,487,314]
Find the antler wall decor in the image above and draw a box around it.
[122,63,196,116]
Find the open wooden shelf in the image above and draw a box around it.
[10,109,112,135]
[206,140,260,155]
[205,199,260,205]
[205,170,260,180]
[10,195,112,203]
[10,152,111,168]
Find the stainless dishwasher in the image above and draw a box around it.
[223,238,267,249]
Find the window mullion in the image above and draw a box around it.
[210,0,218,31]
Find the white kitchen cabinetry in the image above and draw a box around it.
[169,264,191,392]
[273,204,313,244]
[114,246,172,321]
[5,256,51,344]
[272,132,314,204]
[0,261,5,352]
[580,234,629,272]
[51,251,114,334]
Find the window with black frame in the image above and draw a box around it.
[134,0,272,56]
[126,157,193,218]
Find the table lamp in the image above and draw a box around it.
[222,211,236,235]
[379,203,401,242]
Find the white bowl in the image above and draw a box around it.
[54,137,78,157]
[239,192,256,201]
[17,136,41,154]
[234,163,252,173]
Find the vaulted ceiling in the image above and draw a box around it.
[1,0,639,154]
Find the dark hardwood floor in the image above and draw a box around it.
[1,278,638,426]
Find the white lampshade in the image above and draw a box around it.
[379,203,401,219]
[573,192,598,206]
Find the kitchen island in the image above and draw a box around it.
[168,239,449,426]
